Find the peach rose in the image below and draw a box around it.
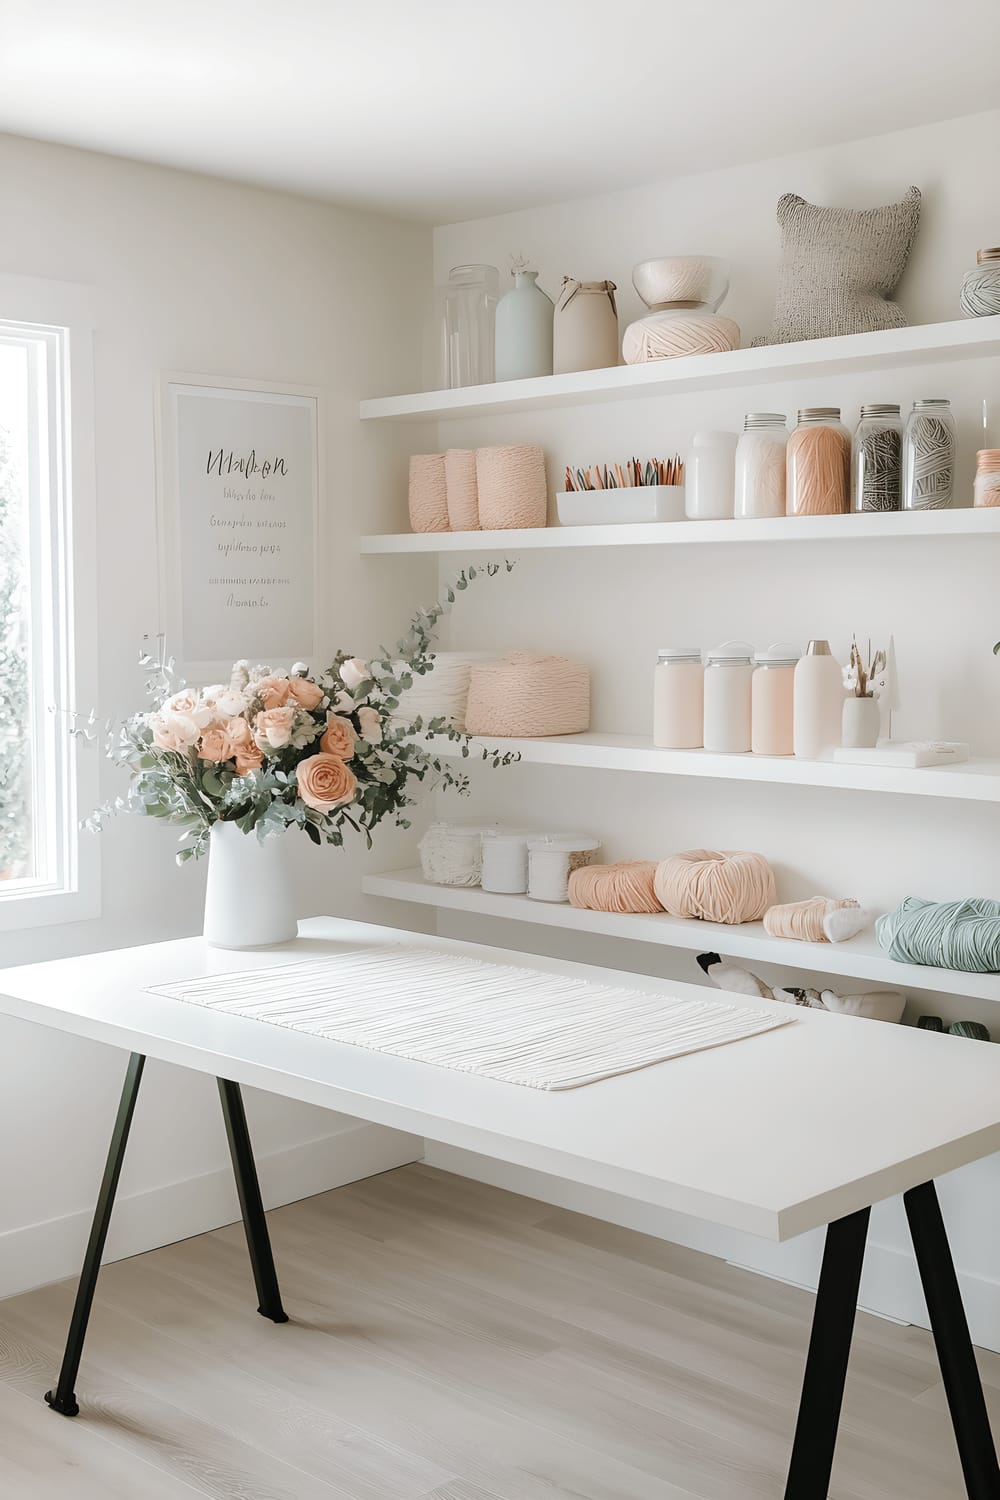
[149,709,200,752]
[164,688,214,729]
[320,713,357,759]
[339,657,368,692]
[254,675,291,709]
[297,752,357,812]
[253,705,298,750]
[357,706,383,744]
[287,675,325,710]
[234,745,264,776]
[198,725,235,763]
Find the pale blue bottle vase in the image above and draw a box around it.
[495,270,554,382]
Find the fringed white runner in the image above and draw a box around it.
[148,944,792,1090]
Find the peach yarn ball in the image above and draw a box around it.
[408,454,449,533]
[475,444,547,530]
[763,896,859,943]
[464,652,590,738]
[653,849,776,925]
[444,448,480,530]
[569,861,664,914]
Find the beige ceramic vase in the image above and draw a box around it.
[553,278,619,374]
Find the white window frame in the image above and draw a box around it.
[0,275,98,931]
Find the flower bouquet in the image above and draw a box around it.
[87,564,516,947]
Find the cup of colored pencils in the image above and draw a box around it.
[562,455,684,491]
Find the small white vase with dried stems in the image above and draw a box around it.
[842,636,886,749]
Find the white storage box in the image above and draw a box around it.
[555,485,685,526]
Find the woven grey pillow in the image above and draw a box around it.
[753,187,921,346]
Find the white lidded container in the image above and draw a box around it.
[793,640,844,759]
[653,647,704,749]
[686,430,737,519]
[527,835,602,903]
[703,641,754,753]
[480,830,533,894]
[751,643,801,757]
[734,413,787,519]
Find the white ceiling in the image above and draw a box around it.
[2,0,999,224]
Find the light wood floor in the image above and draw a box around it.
[0,1164,996,1499]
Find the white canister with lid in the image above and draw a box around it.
[751,643,801,756]
[527,835,602,903]
[735,413,787,519]
[703,641,754,753]
[686,430,737,519]
[653,648,704,749]
[480,831,533,894]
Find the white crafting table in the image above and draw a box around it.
[1,915,998,1499]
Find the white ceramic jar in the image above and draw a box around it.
[686,431,737,519]
[751,644,801,756]
[703,642,754,753]
[734,413,787,519]
[653,648,704,749]
[480,831,532,894]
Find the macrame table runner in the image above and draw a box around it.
[148,944,792,1091]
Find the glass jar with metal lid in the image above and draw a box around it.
[735,413,787,519]
[852,403,903,513]
[786,407,851,516]
[903,398,956,510]
[653,647,704,749]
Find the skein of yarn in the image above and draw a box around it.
[408,454,449,533]
[444,448,480,530]
[654,850,776,925]
[763,896,869,944]
[476,445,547,530]
[569,861,664,914]
[418,823,491,886]
[787,415,851,515]
[465,652,590,737]
[903,400,956,510]
[877,896,1000,973]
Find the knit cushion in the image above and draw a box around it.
[753,187,921,347]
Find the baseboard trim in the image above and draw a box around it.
[0,1121,421,1301]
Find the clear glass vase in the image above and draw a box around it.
[439,264,499,388]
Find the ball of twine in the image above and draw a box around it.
[569,861,664,914]
[622,313,740,365]
[476,445,547,530]
[408,454,449,533]
[654,849,776,925]
[763,896,859,943]
[961,267,1000,317]
[877,896,1000,973]
[444,448,479,530]
[465,652,590,738]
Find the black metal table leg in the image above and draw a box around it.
[783,1204,871,1499]
[45,1052,146,1417]
[904,1181,1000,1499]
[217,1078,288,1323]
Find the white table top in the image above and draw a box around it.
[1,915,998,1242]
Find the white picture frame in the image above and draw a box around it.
[155,372,321,681]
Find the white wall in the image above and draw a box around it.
[0,133,438,1296]
[409,109,1000,1345]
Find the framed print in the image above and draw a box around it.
[156,373,320,680]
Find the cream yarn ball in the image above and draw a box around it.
[654,849,776,925]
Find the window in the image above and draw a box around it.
[0,284,97,929]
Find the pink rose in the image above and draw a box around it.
[357,706,383,744]
[149,709,200,752]
[255,675,291,710]
[297,752,357,812]
[320,713,357,759]
[234,745,264,775]
[253,705,298,750]
[198,725,235,763]
[164,688,214,729]
[287,675,325,710]
[339,657,368,692]
[228,721,264,774]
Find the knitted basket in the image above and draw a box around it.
[391,651,496,731]
[464,652,590,737]
[476,445,547,530]
[445,448,479,531]
[408,453,449,533]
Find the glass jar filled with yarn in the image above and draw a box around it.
[851,403,903,513]
[973,449,1000,508]
[734,413,787,519]
[703,641,754,754]
[440,264,499,388]
[960,247,1000,318]
[902,398,956,511]
[786,408,851,516]
[653,647,704,749]
[751,643,801,757]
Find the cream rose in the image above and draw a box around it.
[287,675,325,710]
[164,689,214,729]
[339,657,368,692]
[253,705,298,750]
[149,709,200,752]
[254,675,291,710]
[357,706,383,744]
[202,684,246,719]
[297,752,357,812]
[320,713,357,759]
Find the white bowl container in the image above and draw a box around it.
[555,485,685,526]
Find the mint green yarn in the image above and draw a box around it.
[876,897,1000,973]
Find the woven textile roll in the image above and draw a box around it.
[763,896,865,943]
[877,896,1000,973]
[407,453,449,533]
[445,448,480,531]
[417,823,490,886]
[391,651,496,730]
[464,652,590,737]
[654,849,776,925]
[476,445,547,530]
[622,314,741,365]
[569,861,664,914]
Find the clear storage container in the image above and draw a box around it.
[851,403,903,513]
[734,413,787,519]
[903,398,956,510]
[786,407,851,516]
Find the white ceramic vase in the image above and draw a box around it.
[842,695,881,750]
[203,821,298,950]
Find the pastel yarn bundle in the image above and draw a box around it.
[654,850,776,925]
[465,652,590,738]
[407,454,449,533]
[445,448,480,530]
[476,445,547,530]
[569,861,664,914]
[877,896,1000,974]
[391,651,496,731]
[764,897,871,944]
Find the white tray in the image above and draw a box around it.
[556,485,685,526]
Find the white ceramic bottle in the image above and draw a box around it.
[703,642,754,753]
[793,640,844,759]
[686,431,737,519]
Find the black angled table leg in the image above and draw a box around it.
[904,1180,1000,1499]
[45,1051,146,1417]
[783,1204,871,1499]
[217,1078,288,1323]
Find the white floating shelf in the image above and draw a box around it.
[361,506,1000,554]
[359,316,1000,422]
[363,869,1000,1005]
[420,731,1000,803]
